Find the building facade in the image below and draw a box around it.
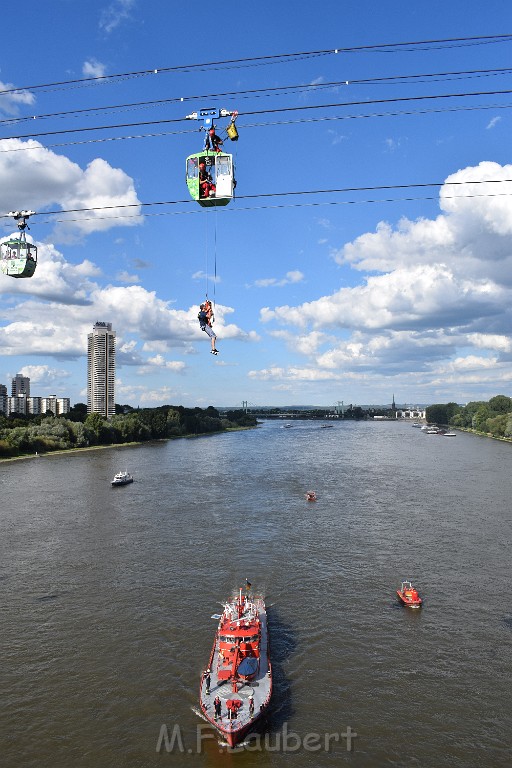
[8,394,28,416]
[87,322,116,418]
[0,377,71,417]
[11,373,30,397]
[0,383,6,414]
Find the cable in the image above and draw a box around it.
[26,190,512,225]
[2,87,512,142]
[1,178,508,223]
[1,101,511,155]
[2,66,511,128]
[1,34,511,98]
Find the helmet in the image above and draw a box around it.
[199,162,205,168]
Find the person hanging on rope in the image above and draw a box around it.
[204,125,223,153]
[198,300,219,355]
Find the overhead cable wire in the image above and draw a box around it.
[0,34,511,97]
[1,67,511,128]
[1,178,508,222]
[1,101,511,154]
[2,87,512,141]
[29,191,512,224]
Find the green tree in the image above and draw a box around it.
[68,403,88,422]
[472,405,492,432]
[488,395,512,414]
[84,412,106,445]
[486,414,508,437]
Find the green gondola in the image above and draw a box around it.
[0,238,37,278]
[0,210,37,278]
[186,151,236,208]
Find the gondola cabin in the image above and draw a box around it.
[0,238,37,278]
[186,151,235,207]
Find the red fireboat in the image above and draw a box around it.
[396,580,423,608]
[199,584,272,747]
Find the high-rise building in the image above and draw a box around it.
[87,322,116,418]
[12,373,30,397]
[8,394,27,416]
[0,383,7,414]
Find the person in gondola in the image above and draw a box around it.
[198,161,216,199]
[205,125,223,153]
[198,300,219,355]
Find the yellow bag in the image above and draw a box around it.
[226,123,239,141]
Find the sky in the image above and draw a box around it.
[0,0,511,409]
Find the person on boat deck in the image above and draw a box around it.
[199,162,216,199]
[214,696,222,720]
[249,696,254,716]
[205,670,211,694]
[205,126,223,153]
[198,300,219,355]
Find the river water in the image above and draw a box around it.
[1,420,510,768]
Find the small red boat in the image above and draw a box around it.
[199,585,272,747]
[397,580,422,608]
[305,491,317,502]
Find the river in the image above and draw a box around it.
[1,420,510,767]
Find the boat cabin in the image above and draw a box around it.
[216,601,261,681]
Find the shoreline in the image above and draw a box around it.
[0,426,256,464]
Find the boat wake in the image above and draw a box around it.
[190,705,209,722]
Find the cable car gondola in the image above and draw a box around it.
[186,150,235,207]
[0,210,37,278]
[185,108,238,208]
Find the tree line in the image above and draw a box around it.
[0,404,257,458]
[425,395,512,438]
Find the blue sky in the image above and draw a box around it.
[1,0,511,408]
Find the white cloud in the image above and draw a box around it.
[253,270,304,288]
[82,59,107,78]
[116,270,141,284]
[333,161,512,285]
[0,80,34,117]
[99,0,135,34]
[0,140,143,241]
[259,162,512,386]
[262,265,502,333]
[0,242,257,361]
[248,366,339,382]
[140,355,186,373]
[327,129,348,146]
[17,364,70,386]
[486,116,501,130]
[192,270,221,283]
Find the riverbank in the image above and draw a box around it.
[0,425,257,464]
[454,426,512,443]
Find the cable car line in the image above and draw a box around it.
[1,34,510,99]
[2,66,511,129]
[27,190,512,226]
[2,87,512,142]
[2,178,508,223]
[2,101,511,155]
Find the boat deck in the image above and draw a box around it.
[199,598,272,741]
